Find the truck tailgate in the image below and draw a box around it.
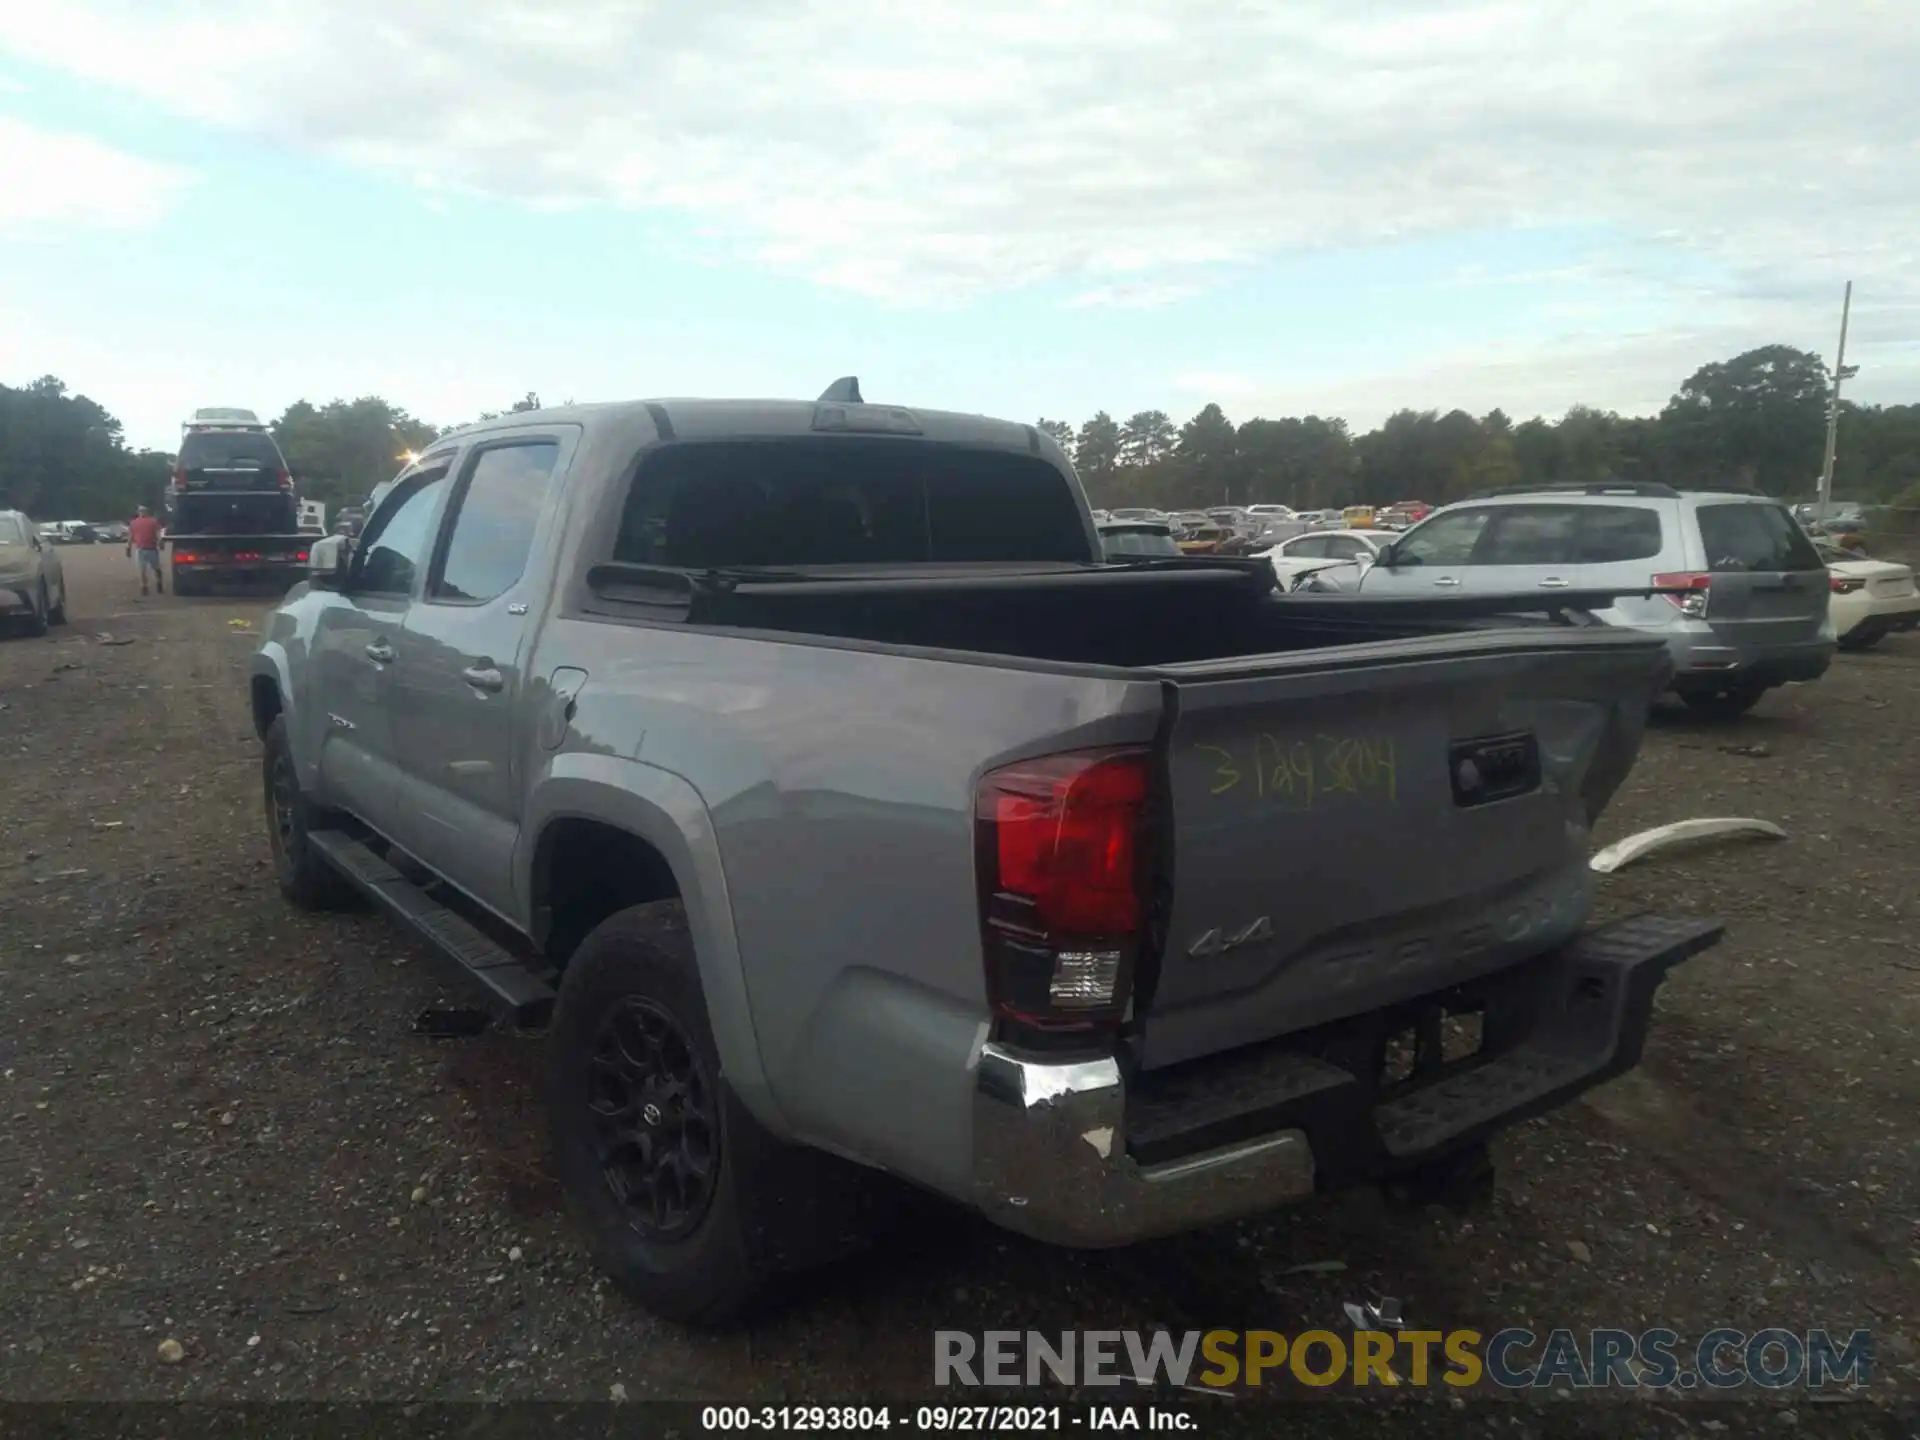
[1139,626,1669,1069]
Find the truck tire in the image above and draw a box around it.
[262,715,360,910]
[548,901,781,1325]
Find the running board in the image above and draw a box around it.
[307,830,555,1028]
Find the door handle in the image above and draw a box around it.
[364,641,395,663]
[462,666,505,693]
[1537,577,1572,588]
[1432,576,1461,588]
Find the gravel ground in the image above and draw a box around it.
[2,543,1916,1431]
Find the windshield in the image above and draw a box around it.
[179,431,285,470]
[613,438,1091,567]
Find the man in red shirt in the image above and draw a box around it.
[127,506,164,595]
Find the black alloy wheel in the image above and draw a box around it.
[586,996,720,1241]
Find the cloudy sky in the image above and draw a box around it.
[1,0,1915,451]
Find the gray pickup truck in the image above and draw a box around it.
[249,383,1722,1323]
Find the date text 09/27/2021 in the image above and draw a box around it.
[700,1405,1194,1432]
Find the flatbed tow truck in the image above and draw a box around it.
[164,408,314,595]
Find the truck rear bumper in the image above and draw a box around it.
[970,912,1721,1248]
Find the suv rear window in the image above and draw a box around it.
[1695,502,1825,573]
[179,431,285,471]
[612,439,1091,568]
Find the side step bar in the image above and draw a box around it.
[307,830,555,1028]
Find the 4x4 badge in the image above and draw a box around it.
[1188,915,1273,958]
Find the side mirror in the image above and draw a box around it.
[1371,544,1395,568]
[306,533,352,590]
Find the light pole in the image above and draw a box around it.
[1816,282,1858,518]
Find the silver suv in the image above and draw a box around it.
[1354,484,1834,717]
[0,510,68,636]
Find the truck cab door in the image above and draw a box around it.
[388,434,571,917]
[311,467,452,833]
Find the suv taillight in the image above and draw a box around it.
[974,749,1152,1033]
[1653,571,1711,619]
[277,469,294,491]
[1830,574,1865,594]
[169,466,188,492]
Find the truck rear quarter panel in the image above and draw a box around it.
[526,615,1163,1191]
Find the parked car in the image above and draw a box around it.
[1355,483,1833,717]
[1096,519,1182,559]
[1263,528,1394,590]
[1815,538,1920,650]
[0,511,69,635]
[250,384,1718,1322]
[1176,523,1233,553]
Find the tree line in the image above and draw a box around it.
[4,345,1918,525]
[1047,345,1920,515]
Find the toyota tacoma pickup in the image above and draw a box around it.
[249,382,1722,1323]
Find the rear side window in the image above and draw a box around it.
[1284,535,1330,559]
[179,431,285,470]
[1575,506,1665,563]
[1463,503,1666,566]
[612,439,1090,567]
[433,442,560,603]
[0,517,22,544]
[1695,503,1825,573]
[1469,506,1584,565]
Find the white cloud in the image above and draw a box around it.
[0,117,194,231]
[6,0,1920,426]
[2,0,1914,317]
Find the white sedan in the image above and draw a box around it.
[1263,528,1392,590]
[1818,541,1920,651]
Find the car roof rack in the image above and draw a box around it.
[183,406,266,433]
[1465,481,1680,501]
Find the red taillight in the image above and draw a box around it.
[975,749,1152,1031]
[294,549,310,563]
[1830,575,1864,594]
[169,467,188,492]
[277,470,294,491]
[1653,571,1711,618]
[173,552,199,564]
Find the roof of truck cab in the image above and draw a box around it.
[435,398,1050,453]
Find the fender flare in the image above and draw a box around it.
[520,754,792,1139]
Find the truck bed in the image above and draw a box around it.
[578,559,1671,1077]
[584,557,1640,669]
